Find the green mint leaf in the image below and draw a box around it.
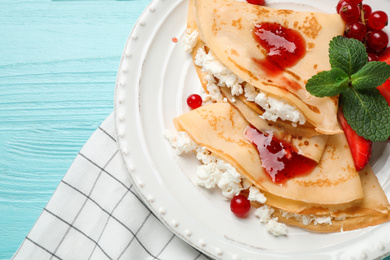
[306,68,349,97]
[351,61,390,90]
[341,88,390,142]
[329,36,367,76]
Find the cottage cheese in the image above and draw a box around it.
[192,46,306,127]
[196,163,221,189]
[165,131,244,199]
[266,219,288,237]
[244,83,306,127]
[280,210,333,226]
[248,186,267,204]
[255,205,287,236]
[165,130,290,236]
[194,48,306,127]
[215,160,243,199]
[255,91,306,127]
[254,205,275,224]
[183,29,199,53]
[194,48,244,101]
[204,74,224,102]
[163,130,197,155]
[244,84,258,102]
[195,146,243,199]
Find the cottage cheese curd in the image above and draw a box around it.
[244,84,306,127]
[266,219,288,236]
[248,186,267,204]
[165,130,290,236]
[164,131,243,199]
[254,205,288,236]
[193,47,306,126]
[280,210,335,226]
[196,146,243,199]
[183,29,199,53]
[163,130,197,155]
[194,48,244,101]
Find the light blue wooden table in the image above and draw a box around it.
[0,1,149,258]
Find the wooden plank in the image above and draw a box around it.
[0,0,150,258]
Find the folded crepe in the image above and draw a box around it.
[190,0,345,134]
[273,167,390,232]
[174,102,363,205]
[173,102,390,232]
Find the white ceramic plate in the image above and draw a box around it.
[114,0,390,259]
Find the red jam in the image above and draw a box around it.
[246,0,266,5]
[244,126,317,183]
[253,22,306,75]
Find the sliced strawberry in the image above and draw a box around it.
[337,109,372,171]
[378,47,390,140]
[378,47,390,105]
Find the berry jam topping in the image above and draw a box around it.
[244,126,317,184]
[253,22,306,75]
[246,0,265,5]
[230,194,251,217]
[187,94,202,110]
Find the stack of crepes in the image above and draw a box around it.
[173,0,390,232]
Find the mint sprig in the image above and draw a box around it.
[306,36,390,142]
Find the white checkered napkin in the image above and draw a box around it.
[12,113,212,260]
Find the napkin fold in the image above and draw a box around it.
[12,113,211,260]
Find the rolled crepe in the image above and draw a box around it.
[191,0,345,134]
[174,102,364,205]
[273,167,390,232]
[174,102,390,232]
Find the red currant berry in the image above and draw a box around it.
[340,3,361,24]
[186,94,202,109]
[336,0,350,14]
[367,53,379,62]
[345,22,367,41]
[362,4,372,21]
[230,195,251,217]
[348,0,362,4]
[367,30,389,51]
[246,0,265,5]
[368,11,388,30]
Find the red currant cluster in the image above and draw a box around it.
[337,0,389,61]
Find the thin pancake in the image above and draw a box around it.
[192,0,345,134]
[189,38,329,163]
[174,102,364,205]
[272,167,390,232]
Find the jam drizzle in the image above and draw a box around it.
[244,126,317,183]
[253,22,306,75]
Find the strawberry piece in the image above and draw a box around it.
[378,47,390,105]
[378,47,390,140]
[337,109,372,171]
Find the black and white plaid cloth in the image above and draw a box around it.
[12,113,211,260]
